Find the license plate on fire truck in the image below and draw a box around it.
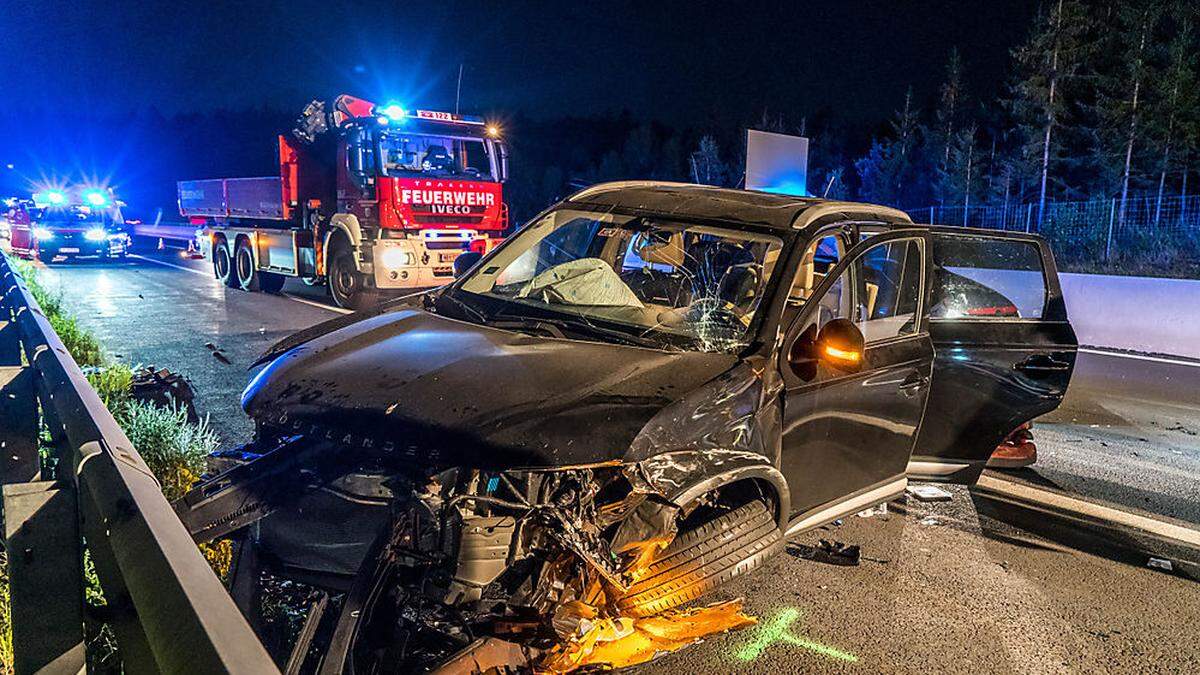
[438,252,460,263]
[60,248,80,253]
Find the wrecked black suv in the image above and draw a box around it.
[178,182,1077,672]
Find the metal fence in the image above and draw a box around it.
[0,253,278,674]
[913,194,1200,267]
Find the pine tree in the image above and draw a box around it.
[855,87,921,205]
[1149,4,1199,224]
[935,48,964,174]
[1010,0,1093,228]
[1101,1,1165,226]
[690,136,727,186]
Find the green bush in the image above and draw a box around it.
[85,365,135,409]
[117,401,218,501]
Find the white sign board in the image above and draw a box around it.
[745,129,809,196]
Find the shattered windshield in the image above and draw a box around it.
[458,208,783,352]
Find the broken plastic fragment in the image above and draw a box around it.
[540,599,756,673]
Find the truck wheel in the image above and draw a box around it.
[617,499,783,618]
[328,247,378,311]
[258,272,286,293]
[234,239,261,291]
[214,241,235,287]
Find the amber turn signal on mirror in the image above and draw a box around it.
[823,344,861,363]
[815,318,865,373]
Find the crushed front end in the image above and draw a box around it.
[177,434,770,673]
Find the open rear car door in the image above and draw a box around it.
[909,228,1077,483]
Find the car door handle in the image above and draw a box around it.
[899,372,928,395]
[1014,354,1071,374]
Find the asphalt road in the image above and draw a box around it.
[35,249,1200,672]
[1030,350,1200,524]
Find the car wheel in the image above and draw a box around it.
[235,238,260,291]
[214,241,235,287]
[328,245,377,311]
[617,499,783,617]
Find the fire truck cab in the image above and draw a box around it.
[181,95,510,310]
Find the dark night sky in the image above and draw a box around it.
[2,0,1039,126]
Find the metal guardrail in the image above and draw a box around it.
[130,221,199,245]
[0,253,278,674]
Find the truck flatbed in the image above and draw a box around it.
[178,177,288,220]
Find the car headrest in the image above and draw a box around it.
[636,232,685,268]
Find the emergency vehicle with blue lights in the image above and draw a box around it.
[7,188,130,263]
[179,95,510,309]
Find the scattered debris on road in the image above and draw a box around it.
[788,540,861,567]
[907,485,953,502]
[204,341,232,364]
[856,503,888,518]
[1147,557,1174,573]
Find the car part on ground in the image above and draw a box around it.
[129,366,200,424]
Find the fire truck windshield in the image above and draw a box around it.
[35,206,121,226]
[377,132,493,180]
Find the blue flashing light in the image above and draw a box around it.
[83,190,108,207]
[381,103,407,120]
[45,190,66,205]
[756,181,809,197]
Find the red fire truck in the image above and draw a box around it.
[179,95,509,309]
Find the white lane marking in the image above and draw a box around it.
[131,254,351,315]
[129,253,210,277]
[1079,347,1200,369]
[975,473,1200,549]
[282,293,352,315]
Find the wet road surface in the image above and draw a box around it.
[35,249,1200,672]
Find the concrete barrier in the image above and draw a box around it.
[1059,273,1200,359]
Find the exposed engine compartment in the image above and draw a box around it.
[177,437,768,673]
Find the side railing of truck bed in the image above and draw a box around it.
[0,253,279,674]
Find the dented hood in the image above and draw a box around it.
[243,308,737,468]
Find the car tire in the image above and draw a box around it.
[328,244,378,311]
[235,238,260,291]
[259,271,286,293]
[214,241,235,287]
[617,499,783,617]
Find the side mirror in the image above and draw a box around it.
[815,318,865,373]
[453,250,483,278]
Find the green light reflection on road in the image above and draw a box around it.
[735,607,859,664]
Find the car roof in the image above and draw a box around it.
[565,181,912,232]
